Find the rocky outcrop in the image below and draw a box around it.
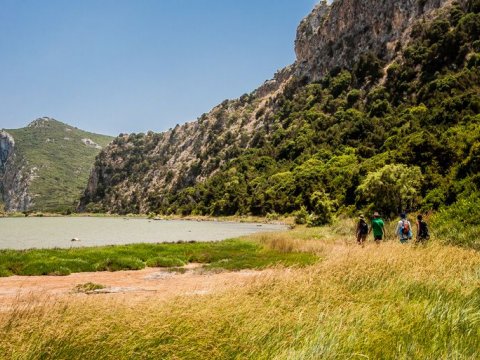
[27,117,55,128]
[0,131,33,211]
[79,88,284,213]
[82,138,102,149]
[0,131,14,173]
[295,0,457,81]
[254,65,295,98]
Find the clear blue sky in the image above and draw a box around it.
[0,0,319,135]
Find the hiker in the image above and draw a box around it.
[356,215,369,245]
[395,213,412,243]
[416,214,430,244]
[369,211,385,243]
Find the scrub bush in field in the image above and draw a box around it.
[74,282,106,293]
[307,191,334,226]
[0,267,11,277]
[294,206,309,225]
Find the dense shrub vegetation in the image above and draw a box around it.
[159,3,479,221]
[432,192,480,249]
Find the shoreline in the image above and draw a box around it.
[0,217,291,251]
[0,212,294,226]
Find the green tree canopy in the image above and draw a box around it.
[356,164,423,217]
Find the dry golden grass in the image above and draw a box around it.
[1,223,479,359]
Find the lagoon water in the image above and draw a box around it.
[0,217,287,250]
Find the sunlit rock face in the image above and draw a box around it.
[294,0,456,81]
[0,131,14,172]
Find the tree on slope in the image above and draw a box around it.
[356,164,423,217]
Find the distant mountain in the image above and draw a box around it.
[0,118,113,212]
[81,0,480,217]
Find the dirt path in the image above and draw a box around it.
[0,266,274,311]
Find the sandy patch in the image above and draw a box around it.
[0,266,274,311]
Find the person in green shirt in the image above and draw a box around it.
[369,211,385,243]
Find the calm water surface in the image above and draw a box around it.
[0,217,288,250]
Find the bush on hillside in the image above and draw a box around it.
[431,193,480,249]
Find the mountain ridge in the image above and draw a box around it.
[1,118,113,212]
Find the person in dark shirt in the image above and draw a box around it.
[356,214,369,246]
[416,214,430,244]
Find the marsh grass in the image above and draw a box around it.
[1,223,479,359]
[145,256,186,267]
[0,238,317,277]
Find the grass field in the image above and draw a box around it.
[1,221,479,359]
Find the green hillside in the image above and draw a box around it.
[79,1,480,250]
[5,118,113,212]
[164,3,480,223]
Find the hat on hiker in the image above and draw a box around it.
[359,214,365,220]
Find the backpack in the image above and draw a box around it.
[419,220,430,239]
[401,220,410,235]
[359,220,369,235]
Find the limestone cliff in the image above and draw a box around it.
[295,0,457,81]
[0,130,33,211]
[80,0,466,214]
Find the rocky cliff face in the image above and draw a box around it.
[80,88,286,213]
[295,0,456,81]
[0,131,14,172]
[80,0,463,214]
[0,131,33,211]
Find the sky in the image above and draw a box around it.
[0,0,320,136]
